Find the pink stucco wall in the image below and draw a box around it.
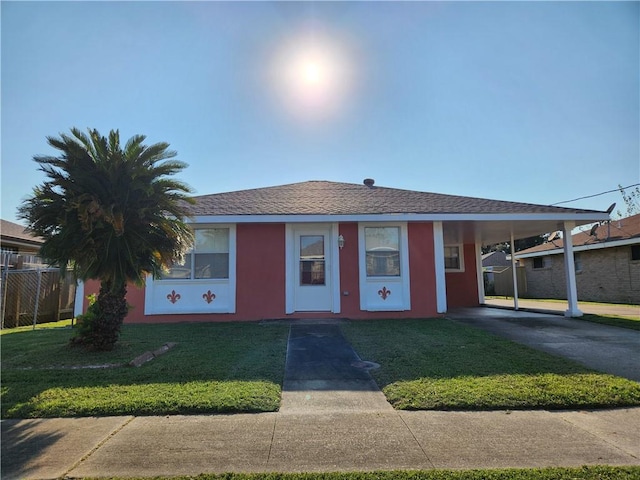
[81,222,479,323]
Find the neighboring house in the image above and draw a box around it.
[79,180,609,321]
[481,251,519,296]
[1,219,44,269]
[482,251,512,269]
[1,219,43,254]
[515,213,640,304]
[1,219,76,326]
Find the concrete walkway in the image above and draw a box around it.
[2,319,640,479]
[280,322,393,413]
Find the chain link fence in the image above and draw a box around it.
[0,254,76,329]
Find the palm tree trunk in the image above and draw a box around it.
[91,279,128,351]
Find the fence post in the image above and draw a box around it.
[33,268,43,330]
[55,271,63,323]
[1,257,8,329]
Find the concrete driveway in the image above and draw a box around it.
[448,308,640,382]
[484,298,640,318]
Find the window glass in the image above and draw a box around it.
[164,228,230,279]
[574,253,582,273]
[632,245,640,261]
[444,246,461,270]
[300,235,325,285]
[533,257,545,269]
[195,229,229,253]
[163,256,192,279]
[195,253,229,279]
[365,227,400,276]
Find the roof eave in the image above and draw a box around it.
[190,212,609,224]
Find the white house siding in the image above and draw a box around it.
[523,245,640,304]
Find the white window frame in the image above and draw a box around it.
[145,224,237,315]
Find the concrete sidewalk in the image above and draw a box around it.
[3,408,640,478]
[3,320,640,479]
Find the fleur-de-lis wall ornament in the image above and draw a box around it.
[202,290,216,304]
[378,286,391,300]
[166,290,181,304]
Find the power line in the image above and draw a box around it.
[550,183,640,206]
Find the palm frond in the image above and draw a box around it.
[19,127,194,287]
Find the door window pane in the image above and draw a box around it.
[300,235,325,285]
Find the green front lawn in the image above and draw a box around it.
[342,319,640,411]
[3,317,640,418]
[580,314,640,331]
[1,322,288,418]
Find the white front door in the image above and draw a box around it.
[293,226,333,312]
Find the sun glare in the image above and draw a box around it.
[269,31,356,122]
[302,61,322,85]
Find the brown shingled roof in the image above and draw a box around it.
[516,213,640,255]
[189,180,603,217]
[1,219,43,245]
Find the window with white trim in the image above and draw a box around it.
[444,245,464,271]
[163,228,230,280]
[365,226,400,277]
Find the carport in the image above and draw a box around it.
[460,214,610,317]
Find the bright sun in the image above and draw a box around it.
[302,61,322,85]
[269,31,355,122]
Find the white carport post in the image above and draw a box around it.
[433,221,447,313]
[510,230,519,310]
[475,230,485,304]
[562,221,583,317]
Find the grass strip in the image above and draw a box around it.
[384,373,640,410]
[342,319,640,411]
[86,465,640,479]
[3,380,280,418]
[580,314,640,331]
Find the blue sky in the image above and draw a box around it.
[2,1,638,225]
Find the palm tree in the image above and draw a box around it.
[18,128,194,350]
